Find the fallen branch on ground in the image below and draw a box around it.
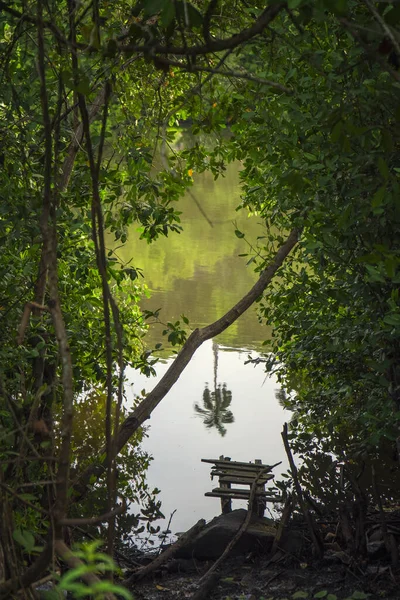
[123,518,206,585]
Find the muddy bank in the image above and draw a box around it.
[128,552,399,600]
[122,508,400,600]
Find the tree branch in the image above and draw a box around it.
[72,228,300,499]
[0,1,70,48]
[120,3,286,57]
[59,500,126,526]
[152,56,292,94]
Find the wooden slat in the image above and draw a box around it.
[202,458,281,471]
[218,475,273,485]
[211,466,274,474]
[205,491,282,502]
[211,487,278,497]
[214,470,274,480]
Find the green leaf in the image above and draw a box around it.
[327,595,337,600]
[383,314,400,327]
[365,264,386,283]
[160,1,176,27]
[13,529,35,553]
[314,592,328,599]
[143,0,167,18]
[288,0,303,7]
[293,592,309,599]
[235,229,245,238]
[76,75,91,96]
[371,186,386,209]
[351,593,369,600]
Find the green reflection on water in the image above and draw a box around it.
[115,162,271,351]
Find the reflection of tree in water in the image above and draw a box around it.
[275,388,289,409]
[195,383,234,437]
[194,341,234,436]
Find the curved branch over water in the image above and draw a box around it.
[73,228,300,499]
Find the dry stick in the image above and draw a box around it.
[73,228,300,499]
[157,509,177,556]
[54,540,117,600]
[123,518,206,585]
[59,500,126,526]
[269,493,293,558]
[281,423,323,558]
[190,469,269,600]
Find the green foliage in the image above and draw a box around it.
[43,541,133,600]
[162,319,188,346]
[215,1,400,475]
[3,0,400,589]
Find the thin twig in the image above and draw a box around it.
[281,423,323,558]
[59,500,126,526]
[0,481,49,516]
[154,56,293,94]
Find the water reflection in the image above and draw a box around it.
[195,383,234,437]
[194,342,234,436]
[116,161,289,533]
[126,341,290,534]
[115,162,271,350]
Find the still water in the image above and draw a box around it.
[119,163,290,534]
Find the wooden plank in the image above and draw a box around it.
[211,487,278,497]
[202,458,281,471]
[211,466,275,474]
[218,475,273,485]
[219,458,232,514]
[215,473,274,483]
[205,491,282,502]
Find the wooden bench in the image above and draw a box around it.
[202,456,282,517]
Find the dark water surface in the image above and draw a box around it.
[118,163,290,533]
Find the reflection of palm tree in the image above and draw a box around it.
[194,383,234,436]
[194,342,234,436]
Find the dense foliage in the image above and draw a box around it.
[2,0,400,595]
[227,4,400,463]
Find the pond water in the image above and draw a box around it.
[118,163,290,535]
